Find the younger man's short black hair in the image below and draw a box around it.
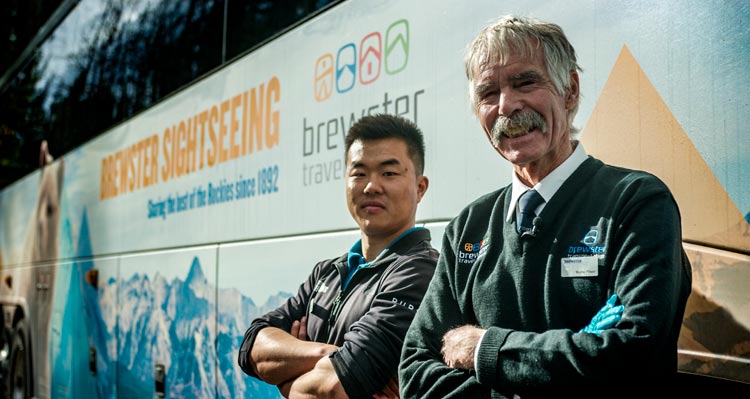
[344,114,426,175]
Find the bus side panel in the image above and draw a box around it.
[0,157,66,398]
[580,35,750,383]
[49,256,118,398]
[679,244,750,383]
[117,247,218,399]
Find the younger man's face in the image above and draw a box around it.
[345,138,427,242]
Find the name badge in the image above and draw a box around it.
[561,256,598,277]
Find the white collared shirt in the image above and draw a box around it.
[505,141,589,222]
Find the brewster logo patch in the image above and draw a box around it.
[458,239,487,264]
[567,228,606,256]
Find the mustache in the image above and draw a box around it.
[490,111,547,144]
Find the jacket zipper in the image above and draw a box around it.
[323,262,366,337]
[328,292,344,328]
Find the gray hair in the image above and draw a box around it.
[464,15,583,136]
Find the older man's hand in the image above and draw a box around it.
[441,325,486,369]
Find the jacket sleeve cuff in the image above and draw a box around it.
[237,321,271,377]
[475,326,511,386]
[329,349,368,399]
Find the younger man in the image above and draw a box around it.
[239,114,438,398]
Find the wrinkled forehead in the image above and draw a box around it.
[472,47,546,82]
[468,34,543,78]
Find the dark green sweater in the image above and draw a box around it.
[399,157,692,398]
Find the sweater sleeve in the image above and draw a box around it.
[237,261,322,378]
[330,250,437,399]
[399,227,489,398]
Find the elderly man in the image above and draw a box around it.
[399,15,691,398]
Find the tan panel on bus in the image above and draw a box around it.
[582,45,749,253]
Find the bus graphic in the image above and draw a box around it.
[314,19,410,102]
[336,43,356,93]
[359,32,382,85]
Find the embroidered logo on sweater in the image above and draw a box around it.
[567,228,606,256]
[458,239,488,264]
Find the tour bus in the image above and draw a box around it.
[0,0,747,397]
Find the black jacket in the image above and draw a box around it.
[239,228,438,398]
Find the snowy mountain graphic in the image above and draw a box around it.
[103,257,288,398]
[54,208,291,399]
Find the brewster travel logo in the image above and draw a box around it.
[458,239,487,265]
[314,19,409,102]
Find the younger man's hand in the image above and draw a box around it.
[291,316,309,341]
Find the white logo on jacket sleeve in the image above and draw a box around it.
[391,297,415,311]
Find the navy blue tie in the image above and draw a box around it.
[517,189,544,234]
